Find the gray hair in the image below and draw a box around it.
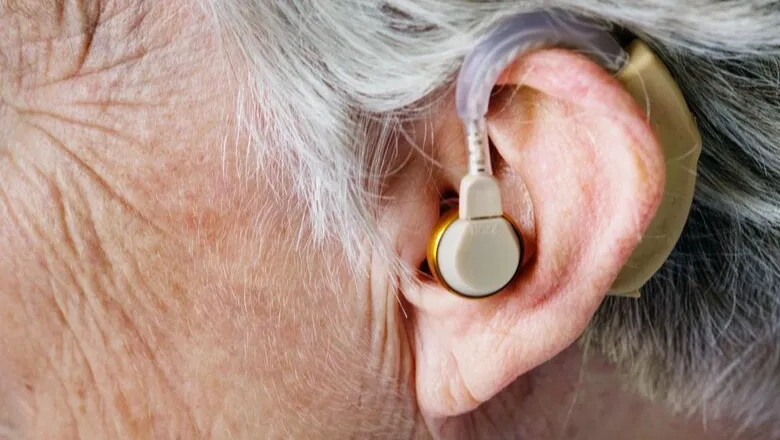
[198,0,780,433]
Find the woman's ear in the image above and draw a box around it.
[400,49,666,421]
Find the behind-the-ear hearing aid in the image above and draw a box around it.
[426,10,702,299]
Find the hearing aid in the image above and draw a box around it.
[426,10,702,299]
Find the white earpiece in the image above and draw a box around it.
[427,174,522,298]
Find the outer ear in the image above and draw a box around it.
[402,49,666,421]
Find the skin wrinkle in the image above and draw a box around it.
[3,0,95,90]
[23,121,169,235]
[23,110,143,159]
[2,169,102,438]
[73,0,100,74]
[2,139,199,438]
[377,273,424,437]
[12,20,241,251]
[30,43,153,89]
[0,3,221,438]
[7,2,178,115]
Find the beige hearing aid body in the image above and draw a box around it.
[609,41,702,297]
[428,175,523,298]
[427,39,701,299]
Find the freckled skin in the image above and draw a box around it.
[0,2,767,440]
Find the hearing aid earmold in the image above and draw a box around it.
[426,10,701,299]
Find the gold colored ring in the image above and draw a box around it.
[426,209,524,299]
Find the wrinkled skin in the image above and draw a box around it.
[0,2,768,439]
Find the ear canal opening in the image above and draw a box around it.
[489,138,501,174]
[439,190,459,215]
[419,259,433,278]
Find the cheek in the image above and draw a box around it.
[191,204,371,355]
[199,234,414,431]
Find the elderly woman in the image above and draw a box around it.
[1,1,778,438]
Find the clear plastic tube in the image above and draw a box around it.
[457,10,628,175]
